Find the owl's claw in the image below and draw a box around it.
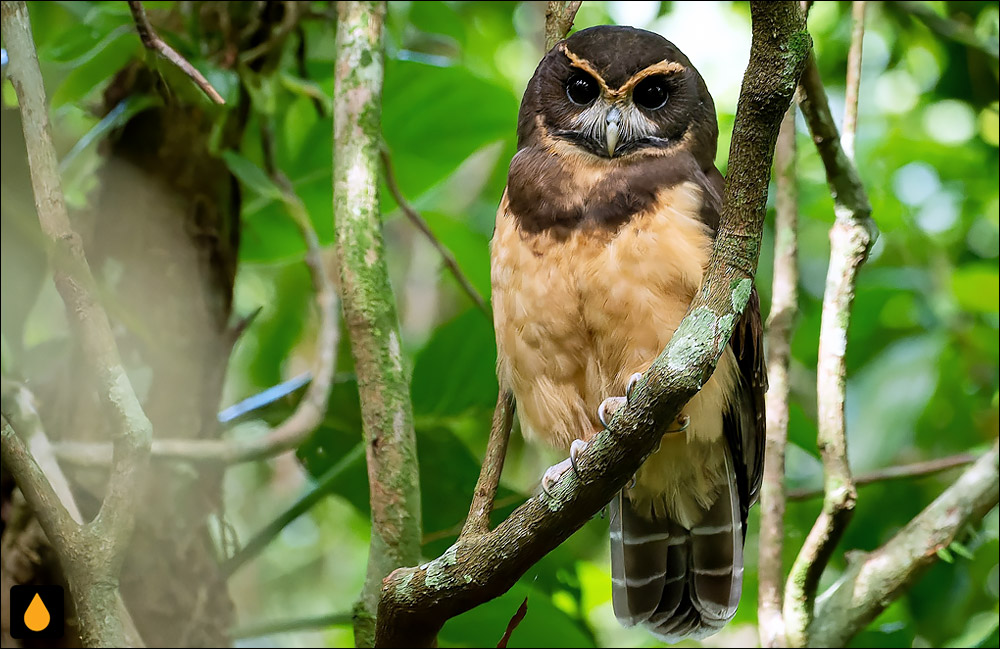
[626,372,644,403]
[541,458,573,497]
[540,439,589,498]
[666,413,690,433]
[569,438,587,474]
[598,396,626,429]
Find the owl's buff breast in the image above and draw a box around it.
[492,180,738,525]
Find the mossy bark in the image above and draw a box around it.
[332,3,423,647]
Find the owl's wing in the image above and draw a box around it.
[702,165,766,532]
[725,287,766,532]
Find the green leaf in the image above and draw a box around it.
[51,29,140,107]
[440,581,595,648]
[945,608,1000,648]
[411,309,498,417]
[382,59,517,200]
[221,150,284,202]
[952,264,1000,314]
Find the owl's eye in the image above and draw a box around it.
[566,72,599,106]
[633,76,670,110]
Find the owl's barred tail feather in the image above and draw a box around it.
[610,448,744,643]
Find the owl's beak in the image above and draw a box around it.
[606,107,621,157]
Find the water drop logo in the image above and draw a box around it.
[24,593,51,631]
[10,585,63,639]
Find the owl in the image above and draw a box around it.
[490,25,765,641]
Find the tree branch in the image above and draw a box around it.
[841,1,866,160]
[1,416,78,553]
[758,105,799,649]
[332,3,422,647]
[893,1,1000,61]
[544,1,582,50]
[2,2,153,644]
[1,388,145,646]
[787,452,979,501]
[379,146,490,316]
[461,391,515,538]
[374,4,811,646]
[126,0,225,104]
[784,7,876,642]
[809,440,1000,646]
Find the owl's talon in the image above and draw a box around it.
[569,438,588,475]
[666,413,690,433]
[541,439,589,497]
[625,372,644,403]
[540,457,573,498]
[598,396,627,429]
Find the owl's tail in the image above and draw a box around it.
[609,449,744,643]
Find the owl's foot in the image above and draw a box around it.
[598,372,690,433]
[540,439,588,498]
[597,372,645,428]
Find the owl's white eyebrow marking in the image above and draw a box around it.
[560,44,686,96]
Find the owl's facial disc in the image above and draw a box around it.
[551,67,674,159]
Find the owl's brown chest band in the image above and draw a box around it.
[505,146,717,235]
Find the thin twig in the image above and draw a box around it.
[841,1,866,160]
[758,105,799,649]
[223,443,364,577]
[380,146,489,316]
[232,612,353,639]
[809,440,999,646]
[787,452,980,501]
[893,1,999,61]
[783,9,875,642]
[374,5,811,645]
[126,0,225,104]
[544,1,582,50]
[333,4,422,647]
[461,391,516,538]
[496,597,528,649]
[2,3,153,644]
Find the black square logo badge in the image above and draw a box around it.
[9,585,64,639]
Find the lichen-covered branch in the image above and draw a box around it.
[544,1,582,50]
[783,12,876,644]
[332,3,422,647]
[809,441,999,646]
[1,2,153,645]
[374,4,811,646]
[126,0,225,104]
[758,106,799,649]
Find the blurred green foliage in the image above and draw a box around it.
[2,1,998,648]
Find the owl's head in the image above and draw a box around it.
[517,26,718,168]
